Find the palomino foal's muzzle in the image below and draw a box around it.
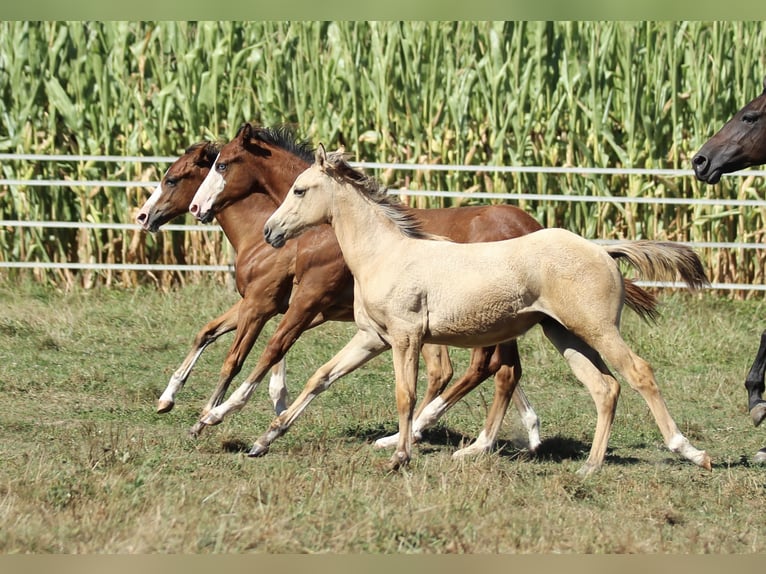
[263,224,286,248]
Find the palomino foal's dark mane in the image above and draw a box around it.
[324,152,440,241]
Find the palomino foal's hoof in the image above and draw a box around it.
[156,399,174,414]
[753,448,766,464]
[188,421,208,438]
[201,411,223,426]
[248,443,269,458]
[750,402,766,427]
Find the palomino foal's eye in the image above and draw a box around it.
[293,187,307,197]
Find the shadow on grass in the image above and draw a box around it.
[343,423,642,468]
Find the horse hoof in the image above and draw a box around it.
[452,444,486,459]
[750,403,766,427]
[753,449,766,464]
[388,452,410,471]
[156,400,174,414]
[248,443,269,457]
[576,461,602,477]
[188,421,206,438]
[201,411,223,426]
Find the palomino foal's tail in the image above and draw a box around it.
[605,241,709,322]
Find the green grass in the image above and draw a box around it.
[1,281,766,553]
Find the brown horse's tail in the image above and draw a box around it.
[604,241,710,323]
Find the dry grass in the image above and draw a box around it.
[1,281,766,553]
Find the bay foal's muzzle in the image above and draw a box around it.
[189,201,216,224]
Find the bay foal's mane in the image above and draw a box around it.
[322,150,441,241]
[237,122,315,165]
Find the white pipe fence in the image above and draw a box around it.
[1,153,765,292]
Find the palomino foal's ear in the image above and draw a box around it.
[315,143,328,167]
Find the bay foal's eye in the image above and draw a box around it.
[165,176,178,188]
[216,162,227,172]
[293,187,307,197]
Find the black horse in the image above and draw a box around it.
[693,75,766,462]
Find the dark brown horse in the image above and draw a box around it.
[188,122,659,458]
[693,75,766,462]
[138,128,555,453]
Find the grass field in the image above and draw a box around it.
[1,280,766,553]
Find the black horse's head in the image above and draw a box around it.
[693,76,766,184]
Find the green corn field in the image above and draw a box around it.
[1,21,765,291]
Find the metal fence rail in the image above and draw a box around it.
[1,153,765,292]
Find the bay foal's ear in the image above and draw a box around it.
[315,143,328,167]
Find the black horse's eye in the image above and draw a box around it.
[293,187,306,197]
[742,112,759,125]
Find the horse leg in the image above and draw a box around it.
[389,334,423,470]
[374,346,493,448]
[453,341,541,457]
[375,343,452,445]
[377,342,541,455]
[189,301,277,437]
[419,343,454,408]
[588,324,712,471]
[744,330,766,427]
[541,321,622,476]
[268,358,289,415]
[247,328,390,457]
[157,300,240,413]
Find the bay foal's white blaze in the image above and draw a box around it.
[189,153,226,222]
[217,146,710,474]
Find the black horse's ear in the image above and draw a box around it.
[762,75,766,93]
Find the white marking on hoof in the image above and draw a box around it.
[668,432,712,470]
[452,430,492,458]
[375,430,422,449]
[375,433,399,449]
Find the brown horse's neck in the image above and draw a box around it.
[213,146,311,251]
[215,193,278,252]
[250,146,310,207]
